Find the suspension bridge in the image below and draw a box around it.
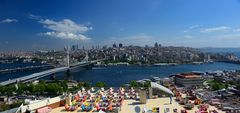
[0,52,105,86]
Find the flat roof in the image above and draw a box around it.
[175,73,202,79]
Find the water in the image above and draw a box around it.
[1,62,240,86]
[0,62,50,82]
[233,52,240,58]
[0,62,44,69]
[51,62,240,86]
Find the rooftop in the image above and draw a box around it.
[175,73,202,79]
[50,97,224,113]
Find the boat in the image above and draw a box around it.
[192,62,204,65]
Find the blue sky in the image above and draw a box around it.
[1,0,240,51]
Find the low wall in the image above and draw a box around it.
[19,95,65,113]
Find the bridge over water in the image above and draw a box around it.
[0,52,105,86]
[0,65,53,74]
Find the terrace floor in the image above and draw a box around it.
[50,97,225,113]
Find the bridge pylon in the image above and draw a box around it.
[65,45,70,68]
[83,52,89,62]
[67,50,70,67]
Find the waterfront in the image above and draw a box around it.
[1,62,240,86]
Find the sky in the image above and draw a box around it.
[1,0,240,51]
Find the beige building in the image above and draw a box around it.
[174,73,204,87]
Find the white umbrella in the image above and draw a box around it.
[82,87,85,91]
[91,87,95,92]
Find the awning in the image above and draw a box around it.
[151,82,174,95]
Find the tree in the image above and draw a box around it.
[212,83,220,90]
[130,81,138,87]
[0,85,6,96]
[96,82,107,87]
[6,85,16,96]
[27,84,36,94]
[35,83,46,95]
[16,83,26,95]
[211,82,226,91]
[61,80,68,92]
[83,82,91,87]
[45,83,59,95]
[143,81,151,88]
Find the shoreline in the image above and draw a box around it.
[1,61,240,88]
[95,61,215,67]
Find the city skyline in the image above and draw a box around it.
[2,0,240,51]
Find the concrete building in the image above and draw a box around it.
[174,73,204,87]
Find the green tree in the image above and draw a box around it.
[143,81,151,88]
[35,83,46,95]
[211,82,226,91]
[95,82,107,87]
[6,85,16,96]
[61,80,68,92]
[16,83,26,95]
[0,85,6,95]
[45,83,59,95]
[130,81,138,87]
[27,84,37,94]
[83,82,91,87]
[212,83,220,90]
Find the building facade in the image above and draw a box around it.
[174,73,204,87]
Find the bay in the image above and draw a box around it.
[53,62,240,86]
[1,62,240,87]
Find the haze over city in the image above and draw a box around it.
[2,0,240,51]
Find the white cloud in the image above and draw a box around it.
[29,14,41,20]
[39,19,91,40]
[183,30,188,33]
[183,35,192,39]
[0,18,18,23]
[183,25,199,33]
[201,26,231,33]
[40,32,89,40]
[189,25,199,29]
